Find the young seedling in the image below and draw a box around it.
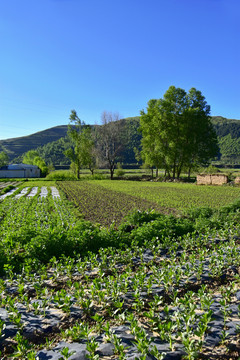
[111,333,126,357]
[12,332,35,358]
[91,313,104,334]
[86,337,99,360]
[60,346,76,360]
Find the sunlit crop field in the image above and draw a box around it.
[58,180,240,226]
[91,180,240,209]
[1,180,240,358]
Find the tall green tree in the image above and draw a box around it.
[22,150,48,176]
[0,152,9,168]
[22,150,39,164]
[65,110,96,179]
[140,86,219,179]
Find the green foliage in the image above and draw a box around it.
[200,165,221,174]
[88,180,240,214]
[140,86,219,178]
[119,209,162,231]
[65,110,97,179]
[0,151,9,167]
[115,163,125,177]
[218,133,240,163]
[127,214,194,246]
[46,170,77,181]
[57,181,166,227]
[0,179,240,358]
[22,150,48,176]
[2,115,240,167]
[187,206,214,221]
[1,179,240,275]
[22,150,39,164]
[0,184,15,195]
[0,125,69,162]
[212,116,240,138]
[37,136,72,165]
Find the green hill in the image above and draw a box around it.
[1,116,240,166]
[211,116,240,164]
[0,126,69,162]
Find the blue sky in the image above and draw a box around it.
[0,0,239,139]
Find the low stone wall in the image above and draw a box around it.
[197,174,228,185]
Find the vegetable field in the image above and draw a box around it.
[58,180,240,226]
[57,181,173,226]
[0,181,240,359]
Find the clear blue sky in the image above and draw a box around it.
[0,0,239,140]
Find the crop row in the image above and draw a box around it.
[0,187,80,273]
[1,181,240,358]
[0,223,240,359]
[0,186,60,200]
[88,180,240,212]
[57,181,172,226]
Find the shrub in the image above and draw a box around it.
[0,185,15,195]
[46,170,77,181]
[186,207,213,220]
[115,163,125,177]
[119,209,162,232]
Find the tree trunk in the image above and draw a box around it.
[89,166,94,175]
[110,167,114,180]
[77,161,80,179]
[156,168,158,177]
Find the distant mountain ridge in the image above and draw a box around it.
[0,125,69,161]
[1,116,240,165]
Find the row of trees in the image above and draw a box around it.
[67,86,219,180]
[1,86,218,180]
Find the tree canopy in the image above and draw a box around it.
[0,152,9,168]
[22,150,48,176]
[140,86,219,178]
[65,110,96,178]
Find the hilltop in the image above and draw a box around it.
[0,125,69,161]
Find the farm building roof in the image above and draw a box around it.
[0,164,39,170]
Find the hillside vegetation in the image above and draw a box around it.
[0,126,69,162]
[1,116,240,166]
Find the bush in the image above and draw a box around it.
[201,165,221,174]
[186,207,213,220]
[129,215,194,246]
[46,170,77,181]
[0,185,15,195]
[115,163,125,177]
[119,209,162,231]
